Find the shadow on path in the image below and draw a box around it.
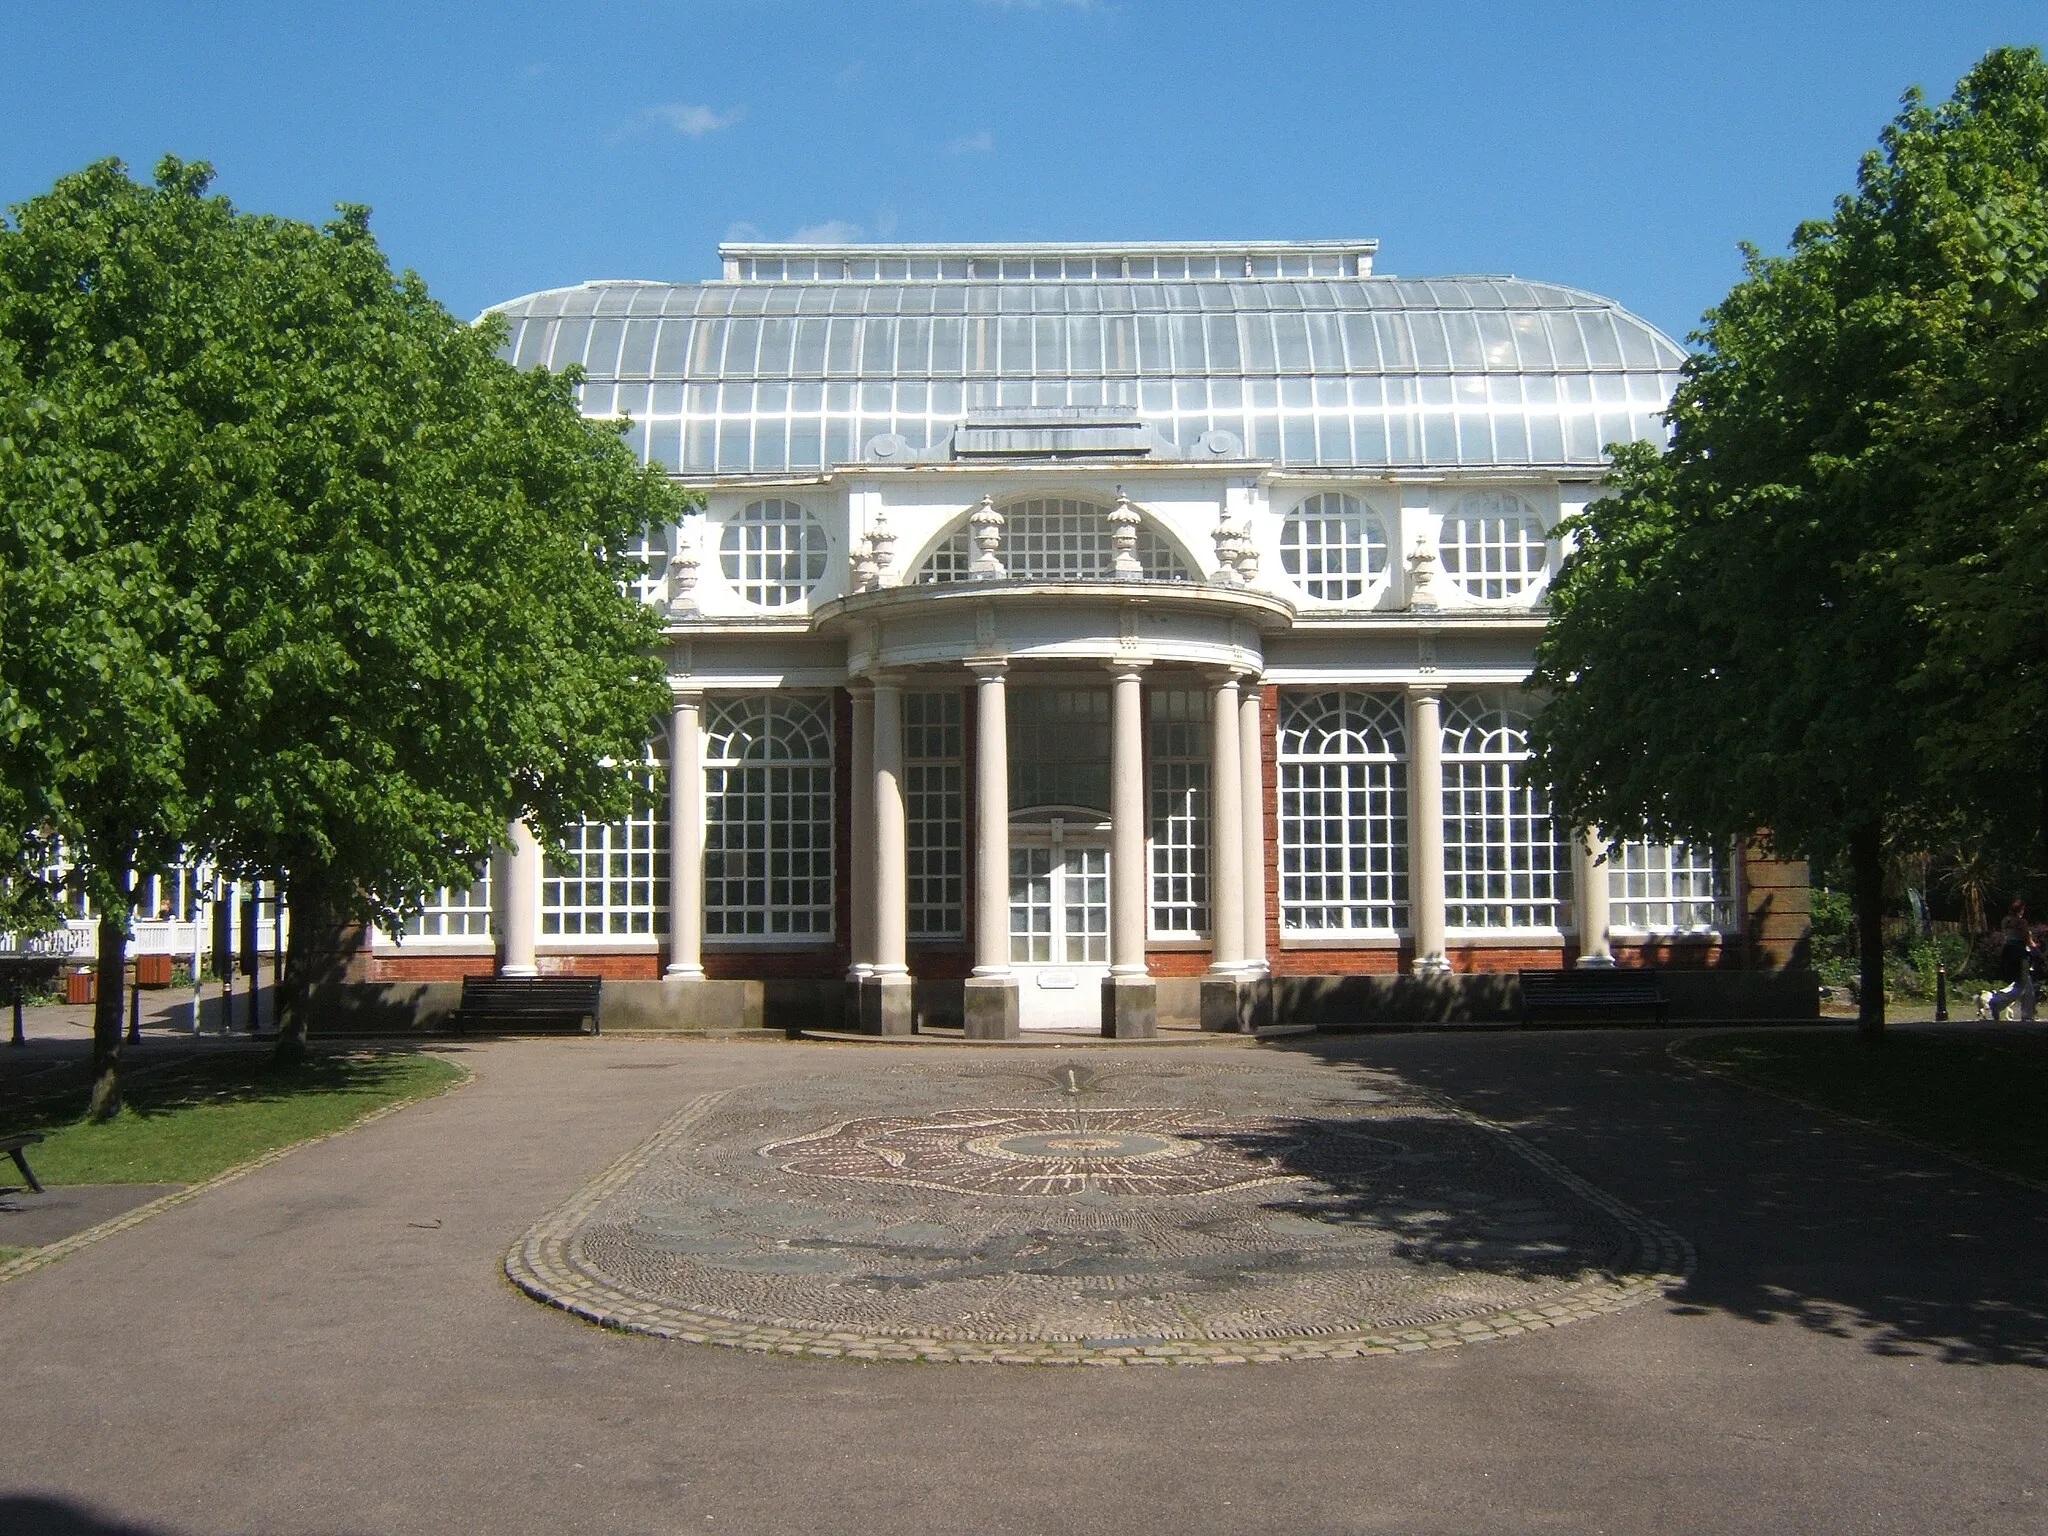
[1263,1027,2048,1368]
[0,1495,195,1536]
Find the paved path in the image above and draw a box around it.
[3,1029,2044,1535]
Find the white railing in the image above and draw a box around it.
[0,916,285,963]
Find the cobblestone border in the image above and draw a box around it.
[505,1084,1695,1365]
[0,1055,473,1287]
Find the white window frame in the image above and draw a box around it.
[1438,490,1552,602]
[1279,492,1389,605]
[541,754,670,943]
[1277,691,1409,934]
[912,500,1191,584]
[905,691,965,940]
[401,873,495,945]
[703,693,836,943]
[718,498,829,608]
[1608,840,1733,935]
[1148,688,1210,938]
[1440,691,1570,932]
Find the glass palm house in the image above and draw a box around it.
[356,240,1810,1036]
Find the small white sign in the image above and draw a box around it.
[1037,971,1077,989]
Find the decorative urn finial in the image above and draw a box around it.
[1211,506,1243,587]
[1108,490,1144,578]
[664,534,701,618]
[969,495,1006,580]
[868,508,897,583]
[1406,535,1440,610]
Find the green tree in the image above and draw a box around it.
[0,157,687,1106]
[1530,48,2048,1035]
[0,160,224,1108]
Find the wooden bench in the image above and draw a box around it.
[1518,968,1667,1028]
[451,976,603,1036]
[1,1131,45,1193]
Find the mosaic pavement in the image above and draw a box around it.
[508,1057,1692,1364]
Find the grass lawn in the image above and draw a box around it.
[11,1049,466,1186]
[1678,1029,2048,1184]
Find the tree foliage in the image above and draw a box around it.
[1530,47,2048,1034]
[0,157,689,1100]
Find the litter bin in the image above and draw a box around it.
[66,968,97,1005]
[135,953,173,988]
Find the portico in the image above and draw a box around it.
[814,579,1287,1037]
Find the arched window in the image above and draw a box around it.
[703,694,835,938]
[719,499,828,607]
[1277,692,1408,932]
[1611,841,1730,932]
[912,498,1193,583]
[1439,491,1549,600]
[1280,493,1388,603]
[1440,692,1569,929]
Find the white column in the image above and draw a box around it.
[872,678,909,980]
[1238,679,1267,971]
[1109,662,1149,977]
[1575,831,1616,968]
[665,692,703,978]
[970,663,1010,978]
[848,685,876,979]
[1407,686,1450,974]
[1209,674,1246,973]
[498,819,541,977]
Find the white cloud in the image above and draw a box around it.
[724,220,763,242]
[946,130,994,155]
[792,219,863,244]
[645,102,742,137]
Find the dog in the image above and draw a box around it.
[1976,989,1997,1021]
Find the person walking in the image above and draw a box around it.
[1990,901,2035,1022]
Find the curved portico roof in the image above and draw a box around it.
[484,241,1685,479]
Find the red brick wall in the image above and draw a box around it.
[367,953,495,983]
[1272,947,1407,976]
[1450,945,1568,974]
[536,952,662,980]
[1610,939,1726,970]
[1147,949,1212,978]
[1742,843,1812,970]
[911,946,974,980]
[704,948,841,980]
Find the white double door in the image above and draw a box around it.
[1009,818,1110,1032]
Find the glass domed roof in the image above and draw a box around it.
[483,242,1685,478]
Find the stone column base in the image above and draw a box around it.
[963,976,1021,1040]
[858,975,916,1037]
[1200,974,1271,1034]
[1574,953,1619,970]
[1101,976,1158,1039]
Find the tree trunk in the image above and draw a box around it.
[271,874,341,1066]
[87,909,129,1121]
[272,878,310,1065]
[1850,818,1887,1040]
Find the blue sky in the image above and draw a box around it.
[3,1,2043,343]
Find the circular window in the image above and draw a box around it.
[1280,493,1387,602]
[1439,492,1548,600]
[719,499,828,608]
